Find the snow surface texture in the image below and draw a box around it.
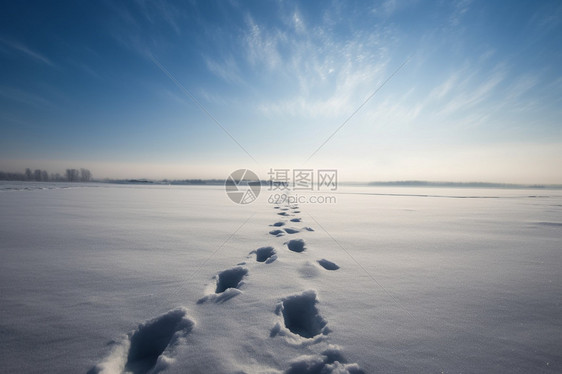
[86,192,354,373]
[1,182,561,373]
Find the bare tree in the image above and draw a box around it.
[0,168,90,182]
[80,168,92,182]
[66,169,80,182]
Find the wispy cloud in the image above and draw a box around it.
[233,6,394,118]
[528,1,562,34]
[158,88,190,106]
[101,0,178,59]
[361,97,423,128]
[449,0,472,26]
[243,13,284,70]
[505,74,539,101]
[437,65,506,116]
[0,86,53,108]
[370,0,420,18]
[429,73,460,101]
[204,55,245,85]
[0,38,55,67]
[132,0,183,35]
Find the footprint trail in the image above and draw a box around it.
[92,200,360,373]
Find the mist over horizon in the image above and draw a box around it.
[2,164,561,188]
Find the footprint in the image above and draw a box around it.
[215,266,248,293]
[298,261,320,278]
[89,308,194,374]
[252,246,277,263]
[303,227,315,232]
[293,210,301,213]
[198,267,248,304]
[274,290,328,339]
[285,346,365,374]
[278,212,290,216]
[286,239,306,253]
[317,259,339,271]
[284,228,300,234]
[269,229,285,237]
[272,221,286,227]
[290,218,301,223]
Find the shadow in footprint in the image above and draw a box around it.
[253,246,277,263]
[279,290,327,339]
[287,239,306,253]
[284,228,300,234]
[216,267,248,293]
[123,308,194,374]
[272,221,286,227]
[269,229,285,237]
[290,218,301,223]
[278,212,290,216]
[317,259,339,270]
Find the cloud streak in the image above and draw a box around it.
[0,38,55,67]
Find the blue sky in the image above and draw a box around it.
[1,0,561,182]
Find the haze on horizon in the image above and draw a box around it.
[1,1,561,184]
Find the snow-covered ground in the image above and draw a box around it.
[0,182,561,373]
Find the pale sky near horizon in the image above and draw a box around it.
[1,0,561,183]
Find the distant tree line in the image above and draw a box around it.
[0,168,93,182]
